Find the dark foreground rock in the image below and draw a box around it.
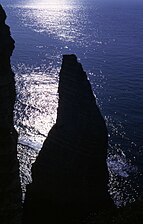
[23,55,115,223]
[0,5,22,224]
[83,195,143,224]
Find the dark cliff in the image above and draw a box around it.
[23,55,114,223]
[0,5,22,224]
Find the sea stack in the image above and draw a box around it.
[0,5,22,224]
[23,55,114,223]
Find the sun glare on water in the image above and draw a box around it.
[26,0,68,9]
[20,0,79,43]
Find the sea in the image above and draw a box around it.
[1,0,143,206]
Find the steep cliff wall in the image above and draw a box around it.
[0,5,22,224]
[23,55,114,223]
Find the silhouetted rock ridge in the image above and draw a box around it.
[0,4,22,224]
[23,54,114,223]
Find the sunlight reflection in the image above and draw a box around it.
[14,64,59,151]
[19,1,88,44]
[25,0,69,9]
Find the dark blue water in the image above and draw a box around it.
[1,0,143,206]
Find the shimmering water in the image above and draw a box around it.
[1,0,143,206]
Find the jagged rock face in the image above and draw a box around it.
[0,4,16,131]
[0,4,15,71]
[23,55,114,223]
[0,5,22,224]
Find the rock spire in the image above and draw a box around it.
[23,55,114,223]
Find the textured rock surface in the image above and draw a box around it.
[23,55,114,223]
[0,5,22,224]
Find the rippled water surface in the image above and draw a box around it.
[1,0,143,206]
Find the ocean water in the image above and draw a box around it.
[1,0,143,206]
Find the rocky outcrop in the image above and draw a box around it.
[0,5,22,224]
[23,55,115,223]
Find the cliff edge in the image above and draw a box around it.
[0,5,22,224]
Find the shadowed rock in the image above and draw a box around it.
[0,5,22,224]
[23,55,115,223]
